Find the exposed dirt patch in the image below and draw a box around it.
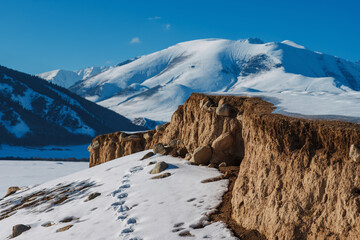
[209,166,266,240]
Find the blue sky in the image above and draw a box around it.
[0,0,359,74]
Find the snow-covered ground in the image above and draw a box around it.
[0,160,88,197]
[0,145,90,160]
[0,150,236,240]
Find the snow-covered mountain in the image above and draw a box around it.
[0,150,235,240]
[37,66,110,88]
[0,65,144,146]
[46,38,360,122]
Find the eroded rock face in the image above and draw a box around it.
[350,144,360,162]
[153,143,167,155]
[88,93,360,239]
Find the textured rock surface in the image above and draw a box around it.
[150,161,168,174]
[190,146,212,165]
[12,224,31,238]
[4,186,20,198]
[350,144,360,163]
[89,93,360,239]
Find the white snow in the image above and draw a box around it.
[0,160,88,197]
[0,151,236,240]
[37,66,110,88]
[281,40,306,49]
[55,38,360,123]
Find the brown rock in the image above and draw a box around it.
[151,172,171,179]
[156,124,165,132]
[350,144,360,162]
[143,132,152,140]
[85,192,101,201]
[12,224,31,238]
[141,152,154,160]
[4,186,20,198]
[41,221,55,227]
[153,143,167,155]
[150,161,168,174]
[190,146,212,165]
[56,225,73,232]
[168,138,182,147]
[59,216,76,223]
[211,133,234,151]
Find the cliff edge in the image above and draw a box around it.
[88,93,360,239]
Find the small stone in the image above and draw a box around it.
[185,153,192,160]
[4,186,20,198]
[179,230,193,237]
[56,225,73,232]
[147,161,156,166]
[41,221,55,227]
[219,162,227,167]
[86,192,101,202]
[141,152,154,160]
[153,143,167,155]
[350,144,360,163]
[12,224,31,238]
[59,216,76,223]
[191,146,212,165]
[211,133,234,151]
[151,172,171,179]
[216,104,232,117]
[150,161,168,174]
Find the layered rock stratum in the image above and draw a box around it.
[89,93,360,239]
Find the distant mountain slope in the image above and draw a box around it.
[0,65,144,146]
[45,38,360,122]
[37,66,110,88]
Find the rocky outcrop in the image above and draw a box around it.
[89,93,360,239]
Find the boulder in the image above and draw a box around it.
[141,152,154,160]
[211,133,234,151]
[12,224,31,238]
[4,186,20,198]
[350,144,360,162]
[150,161,168,174]
[216,104,232,117]
[153,143,167,155]
[190,146,212,165]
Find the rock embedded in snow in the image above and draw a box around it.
[86,192,101,202]
[153,143,167,155]
[59,216,76,223]
[4,186,20,198]
[191,146,212,165]
[141,152,154,160]
[349,144,360,163]
[211,133,234,151]
[56,225,73,232]
[150,161,168,174]
[41,221,55,227]
[12,224,31,238]
[151,172,171,179]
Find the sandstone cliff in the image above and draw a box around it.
[88,93,360,239]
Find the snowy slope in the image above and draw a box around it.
[0,65,144,146]
[37,66,110,88]
[65,38,360,122]
[0,151,236,240]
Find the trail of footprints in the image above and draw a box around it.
[110,165,143,240]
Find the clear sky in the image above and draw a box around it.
[1,0,359,74]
